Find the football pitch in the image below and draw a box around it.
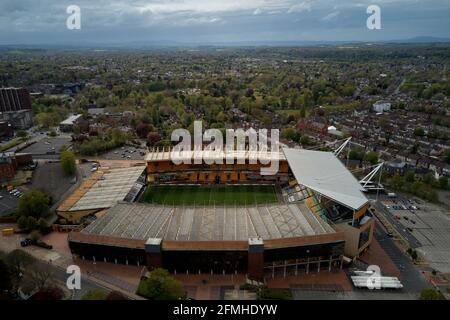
[141,185,278,205]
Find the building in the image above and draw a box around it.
[145,147,290,184]
[0,152,33,182]
[66,148,374,280]
[0,121,13,138]
[373,101,391,113]
[57,166,146,223]
[0,88,33,129]
[59,114,83,132]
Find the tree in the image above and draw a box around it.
[17,130,28,139]
[300,135,311,146]
[27,217,38,232]
[0,259,12,292]
[444,149,450,164]
[414,127,425,137]
[349,150,364,161]
[136,268,186,300]
[25,265,54,291]
[147,132,162,146]
[37,217,49,233]
[419,288,445,300]
[60,150,76,176]
[438,176,448,189]
[363,151,379,165]
[5,249,36,281]
[136,123,151,139]
[17,190,50,218]
[281,128,300,142]
[405,172,415,183]
[82,289,108,300]
[17,215,28,230]
[30,230,41,242]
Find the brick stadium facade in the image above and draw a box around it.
[146,148,290,184]
[69,227,345,280]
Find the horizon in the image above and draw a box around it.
[1,0,449,46]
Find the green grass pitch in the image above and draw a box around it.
[141,185,278,205]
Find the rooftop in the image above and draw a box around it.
[81,201,336,242]
[60,114,83,125]
[145,146,286,163]
[57,166,146,212]
[282,148,369,211]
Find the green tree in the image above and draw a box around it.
[82,289,109,300]
[27,216,38,231]
[419,288,445,300]
[30,230,41,242]
[438,176,448,189]
[136,268,186,300]
[300,135,311,146]
[444,149,450,164]
[414,127,425,137]
[17,130,28,139]
[17,190,50,218]
[405,172,415,183]
[37,217,49,232]
[363,151,379,165]
[17,215,28,230]
[281,128,300,142]
[349,150,364,161]
[60,150,76,176]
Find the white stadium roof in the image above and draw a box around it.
[282,148,369,211]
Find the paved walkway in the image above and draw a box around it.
[0,230,144,300]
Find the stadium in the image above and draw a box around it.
[63,147,374,280]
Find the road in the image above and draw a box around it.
[373,223,430,293]
[35,260,105,300]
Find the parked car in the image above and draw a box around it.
[20,238,32,247]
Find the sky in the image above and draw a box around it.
[0,0,449,45]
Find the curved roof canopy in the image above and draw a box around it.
[283,148,369,211]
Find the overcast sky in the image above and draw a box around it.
[0,0,449,45]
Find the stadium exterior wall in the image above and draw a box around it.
[68,231,345,279]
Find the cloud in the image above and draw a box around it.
[287,1,312,13]
[0,0,449,44]
[320,11,340,21]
